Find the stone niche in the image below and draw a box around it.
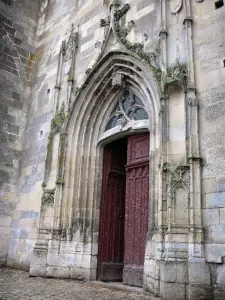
[174,186,189,225]
[167,86,186,165]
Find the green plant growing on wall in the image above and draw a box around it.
[42,105,67,188]
[56,133,67,186]
[163,63,188,90]
[50,109,67,135]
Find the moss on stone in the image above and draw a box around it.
[50,111,66,135]
[119,38,162,82]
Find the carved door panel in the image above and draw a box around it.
[98,140,127,281]
[123,133,149,287]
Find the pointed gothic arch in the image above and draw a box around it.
[57,50,162,264]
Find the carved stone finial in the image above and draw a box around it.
[114,3,130,21]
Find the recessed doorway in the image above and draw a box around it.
[97,133,149,287]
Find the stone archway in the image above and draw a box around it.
[30,50,162,285]
[97,88,151,287]
[60,50,161,280]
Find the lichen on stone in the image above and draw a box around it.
[50,107,67,135]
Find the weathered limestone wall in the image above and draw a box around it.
[7,0,103,271]
[194,1,225,297]
[0,0,39,266]
[8,0,162,272]
[2,0,225,299]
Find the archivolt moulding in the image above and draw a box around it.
[58,48,162,235]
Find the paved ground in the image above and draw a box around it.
[0,268,159,300]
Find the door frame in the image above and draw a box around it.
[96,129,150,283]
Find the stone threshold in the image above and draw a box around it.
[90,281,160,298]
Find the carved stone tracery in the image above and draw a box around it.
[170,166,189,189]
[162,63,188,90]
[105,89,148,131]
[41,188,55,208]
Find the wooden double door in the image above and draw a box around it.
[98,133,149,287]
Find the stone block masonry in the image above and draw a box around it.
[0,0,39,266]
[0,1,225,300]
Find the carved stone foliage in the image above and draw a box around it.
[112,2,161,81]
[56,132,67,185]
[169,166,189,189]
[41,188,55,208]
[164,164,189,196]
[50,104,66,135]
[114,3,130,24]
[74,1,189,104]
[162,63,188,90]
[99,1,162,82]
[105,90,148,131]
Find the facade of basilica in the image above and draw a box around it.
[0,0,225,299]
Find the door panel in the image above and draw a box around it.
[98,140,127,281]
[98,134,149,286]
[123,134,149,287]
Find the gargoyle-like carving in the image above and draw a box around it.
[41,188,55,207]
[163,63,188,89]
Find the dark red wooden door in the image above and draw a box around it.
[123,133,149,287]
[98,139,127,281]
